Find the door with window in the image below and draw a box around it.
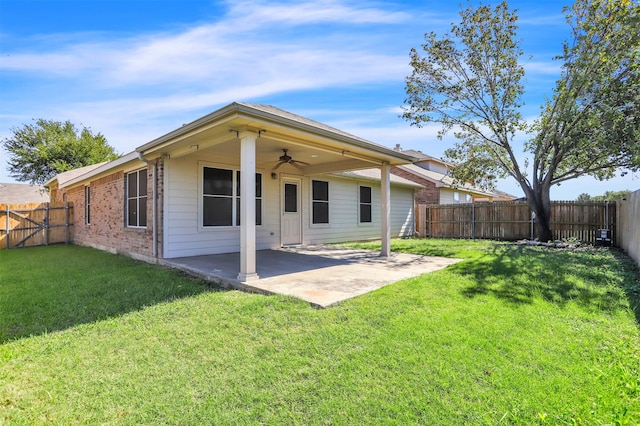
[281,179,301,245]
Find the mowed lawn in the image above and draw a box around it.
[1,241,639,425]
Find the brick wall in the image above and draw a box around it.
[67,162,161,261]
[391,166,440,204]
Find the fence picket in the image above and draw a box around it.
[415,201,616,244]
[0,202,74,249]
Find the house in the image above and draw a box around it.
[46,102,421,281]
[390,146,516,204]
[0,183,50,204]
[46,162,107,202]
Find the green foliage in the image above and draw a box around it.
[534,0,640,185]
[577,190,632,201]
[1,242,639,424]
[403,0,640,241]
[403,2,527,190]
[2,119,120,184]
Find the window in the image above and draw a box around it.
[453,191,460,204]
[359,185,372,223]
[203,167,262,227]
[284,183,297,213]
[127,169,147,227]
[466,193,473,203]
[85,186,91,225]
[312,180,329,224]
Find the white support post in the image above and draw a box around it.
[237,131,259,282]
[381,162,391,257]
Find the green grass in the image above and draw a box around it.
[1,241,639,425]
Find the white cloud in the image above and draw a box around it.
[225,0,411,26]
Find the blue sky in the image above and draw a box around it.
[1,0,638,198]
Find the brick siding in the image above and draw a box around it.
[391,166,440,204]
[64,159,163,261]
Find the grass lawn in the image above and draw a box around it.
[1,241,639,424]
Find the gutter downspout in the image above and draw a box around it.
[137,152,158,258]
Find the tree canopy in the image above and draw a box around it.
[403,0,640,241]
[576,190,631,201]
[2,119,120,185]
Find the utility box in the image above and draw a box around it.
[595,229,612,246]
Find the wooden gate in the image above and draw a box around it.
[0,202,74,249]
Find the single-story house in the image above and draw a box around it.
[46,102,421,281]
[391,146,516,204]
[0,183,50,204]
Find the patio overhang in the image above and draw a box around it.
[135,102,417,282]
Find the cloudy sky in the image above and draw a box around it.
[1,0,638,198]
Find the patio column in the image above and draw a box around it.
[237,130,259,282]
[381,162,391,257]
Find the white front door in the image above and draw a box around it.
[281,179,301,245]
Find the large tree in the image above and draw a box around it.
[403,0,640,241]
[2,119,120,184]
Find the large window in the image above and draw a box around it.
[312,180,329,224]
[127,169,147,228]
[359,185,372,223]
[85,186,91,225]
[203,167,262,227]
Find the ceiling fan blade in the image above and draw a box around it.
[290,161,306,171]
[291,160,310,166]
[272,161,285,171]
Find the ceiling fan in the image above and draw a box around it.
[271,149,310,171]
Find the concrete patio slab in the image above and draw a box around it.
[162,245,461,307]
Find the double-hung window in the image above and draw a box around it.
[127,169,147,228]
[359,185,372,223]
[311,180,329,224]
[203,166,262,227]
[85,186,91,225]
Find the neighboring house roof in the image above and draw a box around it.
[331,169,423,188]
[396,163,509,198]
[399,149,453,167]
[0,183,49,204]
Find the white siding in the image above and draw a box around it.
[163,155,416,258]
[426,161,450,175]
[303,175,414,244]
[439,188,455,204]
[163,153,281,258]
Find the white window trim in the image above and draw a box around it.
[84,185,91,226]
[198,163,263,231]
[126,168,148,229]
[358,184,373,226]
[310,179,330,227]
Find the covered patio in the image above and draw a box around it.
[162,245,460,307]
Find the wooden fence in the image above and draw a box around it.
[0,202,74,249]
[416,201,617,245]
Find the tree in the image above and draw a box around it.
[577,190,631,201]
[403,0,640,242]
[2,119,120,184]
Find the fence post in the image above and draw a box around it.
[531,210,536,241]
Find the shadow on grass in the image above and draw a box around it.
[451,244,640,320]
[0,245,225,343]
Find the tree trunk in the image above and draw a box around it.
[533,203,554,242]
[521,180,554,242]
